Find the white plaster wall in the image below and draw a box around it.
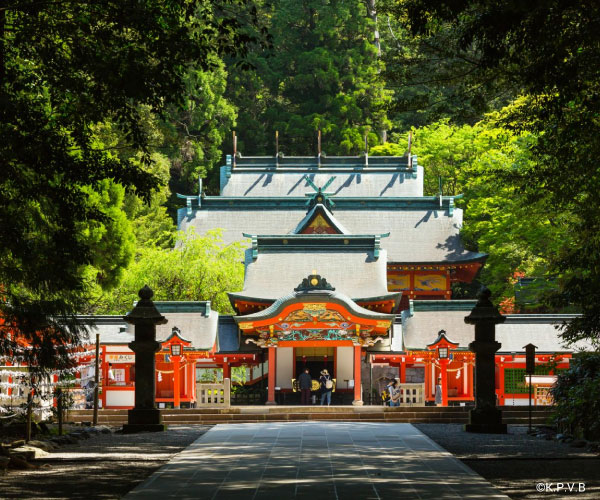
[104,345,133,353]
[336,347,354,390]
[106,390,134,407]
[276,347,294,389]
[503,398,531,406]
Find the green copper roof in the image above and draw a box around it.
[408,300,478,316]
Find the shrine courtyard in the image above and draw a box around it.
[2,422,598,499]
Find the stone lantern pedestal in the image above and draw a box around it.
[464,288,507,434]
[122,285,167,433]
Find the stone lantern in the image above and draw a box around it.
[464,287,507,433]
[122,285,167,433]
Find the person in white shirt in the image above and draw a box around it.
[388,379,400,407]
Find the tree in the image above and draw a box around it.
[0,0,262,376]
[388,0,600,344]
[163,60,238,197]
[551,353,600,440]
[225,0,392,156]
[95,230,244,315]
[379,3,515,130]
[375,114,573,307]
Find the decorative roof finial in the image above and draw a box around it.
[294,273,335,293]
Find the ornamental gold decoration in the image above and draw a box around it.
[303,303,326,312]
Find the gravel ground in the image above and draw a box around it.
[415,424,600,499]
[0,425,210,500]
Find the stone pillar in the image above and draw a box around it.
[464,288,507,434]
[122,285,167,433]
[266,346,277,405]
[352,345,363,406]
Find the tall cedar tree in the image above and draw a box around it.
[227,0,391,155]
[0,0,262,377]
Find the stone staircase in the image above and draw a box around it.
[65,406,554,426]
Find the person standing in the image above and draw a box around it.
[320,369,333,406]
[435,377,443,406]
[388,379,400,407]
[298,368,312,405]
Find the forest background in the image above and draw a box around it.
[2,0,600,375]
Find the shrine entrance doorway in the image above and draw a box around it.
[295,347,334,382]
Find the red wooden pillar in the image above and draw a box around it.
[101,349,107,408]
[266,347,277,405]
[424,360,431,401]
[352,345,363,405]
[497,362,505,406]
[399,361,406,383]
[187,360,194,400]
[191,361,197,403]
[467,360,474,398]
[223,362,231,381]
[173,355,181,409]
[440,358,449,406]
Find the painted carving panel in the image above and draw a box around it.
[387,274,410,291]
[414,274,447,291]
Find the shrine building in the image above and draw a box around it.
[1,151,595,414]
[7,152,588,413]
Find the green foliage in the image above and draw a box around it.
[82,180,136,290]
[403,112,573,305]
[389,0,600,343]
[163,61,238,196]
[551,352,600,440]
[122,152,176,250]
[94,230,244,315]
[379,3,513,130]
[225,0,391,155]
[412,120,481,196]
[369,142,406,157]
[0,0,262,375]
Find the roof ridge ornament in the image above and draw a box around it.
[304,175,336,212]
[294,272,336,293]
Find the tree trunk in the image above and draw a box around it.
[365,0,380,57]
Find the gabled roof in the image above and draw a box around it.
[179,205,485,264]
[219,155,423,198]
[231,248,398,303]
[400,308,593,353]
[77,316,132,345]
[154,310,219,351]
[292,203,349,234]
[234,289,395,324]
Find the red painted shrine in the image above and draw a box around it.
[3,153,590,411]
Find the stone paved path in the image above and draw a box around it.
[125,422,509,499]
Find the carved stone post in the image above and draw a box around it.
[464,288,507,434]
[122,285,167,433]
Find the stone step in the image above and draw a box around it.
[65,406,555,426]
